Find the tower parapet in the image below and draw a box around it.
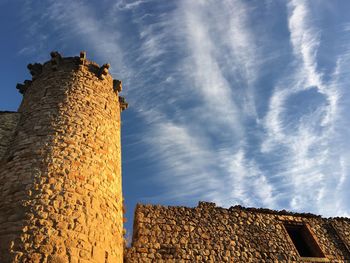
[0,52,126,262]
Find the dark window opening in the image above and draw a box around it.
[284,223,325,258]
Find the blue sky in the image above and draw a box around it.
[1,0,350,237]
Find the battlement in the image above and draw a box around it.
[16,51,128,111]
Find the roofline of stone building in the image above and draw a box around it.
[0,111,18,114]
[135,201,350,221]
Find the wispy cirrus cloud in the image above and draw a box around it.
[15,0,350,219]
[261,0,350,215]
[136,0,276,208]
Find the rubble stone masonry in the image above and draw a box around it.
[125,202,350,262]
[0,112,20,160]
[0,53,126,263]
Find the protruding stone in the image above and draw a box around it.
[113,79,122,93]
[98,63,110,79]
[27,63,43,79]
[119,96,128,111]
[16,84,26,94]
[50,51,62,70]
[79,51,86,65]
[50,51,62,59]
[16,80,32,94]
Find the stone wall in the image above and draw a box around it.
[0,53,126,263]
[0,112,20,160]
[125,202,350,262]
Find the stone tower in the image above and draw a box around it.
[0,52,128,262]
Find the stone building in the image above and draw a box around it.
[0,52,349,262]
[125,202,350,262]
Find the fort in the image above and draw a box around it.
[0,52,349,262]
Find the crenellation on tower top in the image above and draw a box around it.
[27,63,43,80]
[50,51,62,70]
[79,51,86,65]
[98,63,110,80]
[113,79,122,93]
[17,52,128,110]
[119,96,128,111]
[15,80,32,94]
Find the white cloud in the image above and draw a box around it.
[217,149,275,208]
[261,0,349,215]
[120,0,276,209]
[115,0,149,10]
[17,0,350,217]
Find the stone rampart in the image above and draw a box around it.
[125,202,350,262]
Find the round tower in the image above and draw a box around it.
[0,52,127,262]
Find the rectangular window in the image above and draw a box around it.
[283,223,325,258]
